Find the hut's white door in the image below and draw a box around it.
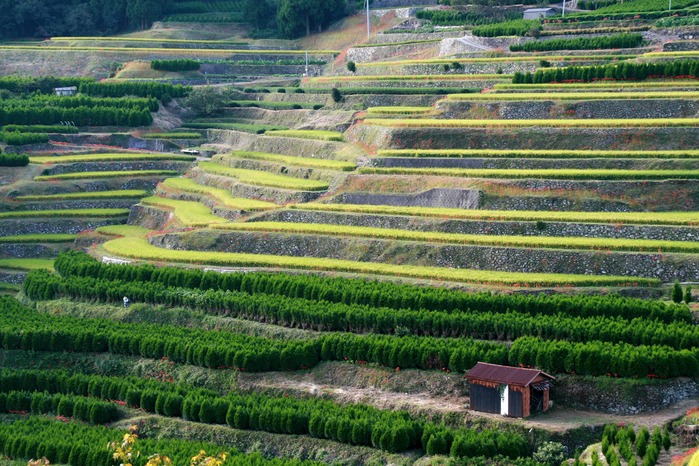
[500,385,509,416]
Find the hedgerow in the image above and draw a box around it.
[0,95,158,112]
[34,170,178,181]
[510,33,644,52]
[1,131,48,146]
[53,251,686,324]
[2,124,79,134]
[513,59,699,83]
[473,19,540,37]
[79,81,191,99]
[151,59,201,72]
[28,270,699,350]
[0,106,152,127]
[0,152,29,166]
[0,76,94,94]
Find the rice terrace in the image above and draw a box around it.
[2,0,699,465]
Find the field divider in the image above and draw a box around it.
[359,167,699,180]
[362,117,699,128]
[198,162,330,191]
[141,196,228,227]
[34,170,178,181]
[376,149,699,159]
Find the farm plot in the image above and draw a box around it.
[446,91,699,101]
[264,130,344,142]
[14,190,148,201]
[230,151,356,171]
[160,178,277,210]
[359,168,699,180]
[199,162,330,191]
[29,153,196,163]
[362,118,699,128]
[0,209,130,219]
[34,170,178,181]
[0,234,77,243]
[0,258,54,271]
[141,196,228,227]
[377,149,699,159]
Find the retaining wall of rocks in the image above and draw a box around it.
[0,219,126,236]
[371,157,699,170]
[41,161,192,176]
[338,188,481,209]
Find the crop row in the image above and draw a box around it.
[0,417,286,466]
[366,106,434,115]
[0,390,119,423]
[159,178,276,211]
[1,131,48,146]
[0,95,158,112]
[101,236,657,287]
[497,81,699,90]
[95,225,152,238]
[0,234,77,244]
[359,55,636,68]
[184,122,288,134]
[265,129,344,141]
[0,208,129,219]
[293,203,699,227]
[377,148,699,159]
[302,86,480,95]
[151,59,201,72]
[0,76,93,94]
[55,251,688,324]
[0,106,153,127]
[0,152,29,166]
[141,196,227,227]
[32,271,699,351]
[0,259,54,271]
[35,170,178,181]
[447,91,699,101]
[14,190,147,201]
[509,33,644,52]
[199,161,330,191]
[362,117,699,128]
[473,19,540,37]
[0,45,339,56]
[78,81,191,99]
[30,152,195,164]
[308,74,510,83]
[213,221,699,253]
[230,150,355,171]
[2,124,79,134]
[359,167,699,180]
[0,369,529,458]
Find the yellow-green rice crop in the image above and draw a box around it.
[103,237,658,287]
[96,225,152,238]
[0,259,54,271]
[494,81,699,90]
[292,203,699,226]
[366,107,435,115]
[198,162,330,191]
[307,74,511,83]
[15,190,148,201]
[0,234,77,243]
[362,118,699,128]
[35,170,178,181]
[359,167,699,180]
[30,153,195,164]
[141,196,227,227]
[0,45,339,55]
[264,130,344,142]
[447,91,699,101]
[160,178,276,210]
[230,151,355,171]
[358,55,637,67]
[0,209,129,219]
[213,221,699,253]
[377,149,699,159]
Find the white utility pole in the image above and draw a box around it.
[562,0,566,17]
[366,0,370,38]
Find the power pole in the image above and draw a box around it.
[562,0,566,17]
[366,0,370,38]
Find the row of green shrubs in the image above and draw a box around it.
[416,9,519,25]
[53,251,691,324]
[513,59,699,83]
[0,76,93,94]
[1,131,48,146]
[151,59,201,72]
[0,390,118,424]
[2,124,78,134]
[473,19,539,37]
[0,95,158,112]
[0,152,29,165]
[0,107,152,127]
[79,81,191,99]
[510,33,644,52]
[31,271,699,351]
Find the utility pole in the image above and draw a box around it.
[366,0,370,38]
[305,50,309,76]
[562,0,566,17]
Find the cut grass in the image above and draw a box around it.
[140,133,203,139]
[0,234,77,243]
[30,153,195,163]
[0,259,54,271]
[198,162,330,191]
[366,107,435,115]
[95,225,152,238]
[377,149,699,159]
[447,91,699,101]
[0,209,129,219]
[359,167,699,180]
[102,236,659,287]
[264,130,344,142]
[35,170,178,181]
[141,196,227,227]
[362,118,699,128]
[292,203,699,226]
[160,178,277,211]
[214,221,699,253]
[14,190,148,201]
[230,151,356,171]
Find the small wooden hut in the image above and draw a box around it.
[466,362,555,418]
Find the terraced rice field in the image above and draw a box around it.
[199,162,330,191]
[160,178,277,210]
[34,170,179,181]
[231,151,356,171]
[141,196,227,227]
[362,118,699,128]
[29,153,196,163]
[359,168,699,180]
[377,149,699,159]
[14,190,148,201]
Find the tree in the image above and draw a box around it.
[672,281,684,303]
[685,286,693,304]
[331,88,342,103]
[276,0,346,38]
[346,61,356,73]
[243,0,275,30]
[184,86,224,117]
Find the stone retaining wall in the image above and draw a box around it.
[157,229,699,281]
[346,41,441,63]
[255,210,699,242]
[201,63,323,77]
[0,243,71,259]
[6,200,141,212]
[128,205,173,231]
[215,155,340,183]
[371,157,699,170]
[0,272,26,285]
[41,161,192,176]
[0,219,125,236]
[338,188,481,209]
[663,40,699,51]
[206,129,350,159]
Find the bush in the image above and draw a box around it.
[510,33,644,52]
[1,131,48,146]
[685,286,693,304]
[672,281,684,303]
[151,60,200,72]
[0,153,29,166]
[533,442,567,466]
[331,88,342,103]
[346,61,356,73]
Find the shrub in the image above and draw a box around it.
[1,131,48,146]
[510,33,644,52]
[0,153,29,166]
[151,59,200,72]
[685,286,693,304]
[346,61,356,73]
[331,87,342,103]
[673,281,684,303]
[533,442,567,466]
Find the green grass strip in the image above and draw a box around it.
[0,45,339,55]
[31,153,195,163]
[214,221,699,253]
[199,162,329,191]
[292,203,699,226]
[0,209,129,219]
[141,196,227,227]
[377,149,699,159]
[227,100,324,110]
[231,151,356,171]
[14,190,148,201]
[140,133,203,139]
[0,234,77,243]
[353,38,442,47]
[50,36,248,45]
[0,258,54,271]
[35,170,178,181]
[103,236,658,287]
[447,91,699,101]
[363,118,699,128]
[184,122,288,134]
[96,225,153,238]
[308,74,511,83]
[494,81,699,90]
[358,54,637,67]
[0,283,20,292]
[264,130,344,142]
[359,167,699,180]
[160,178,276,211]
[366,107,435,115]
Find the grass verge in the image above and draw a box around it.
[0,234,77,243]
[0,259,54,271]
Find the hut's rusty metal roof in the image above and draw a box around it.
[465,362,555,387]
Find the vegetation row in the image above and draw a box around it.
[360,167,699,180]
[0,152,29,166]
[377,148,699,159]
[151,59,201,72]
[512,59,699,83]
[198,161,330,191]
[509,33,644,52]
